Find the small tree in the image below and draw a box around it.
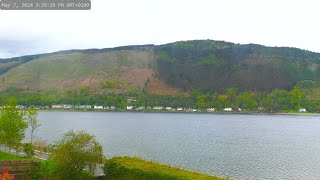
[0,97,28,153]
[26,105,41,144]
[51,131,103,179]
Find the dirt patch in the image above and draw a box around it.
[117,68,153,86]
[147,78,187,95]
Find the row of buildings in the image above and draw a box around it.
[51,104,116,110]
[29,104,219,112]
[127,106,220,112]
[0,104,307,113]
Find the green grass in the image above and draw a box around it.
[104,157,226,180]
[0,151,25,160]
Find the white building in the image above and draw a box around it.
[52,104,63,109]
[126,106,134,110]
[223,107,232,112]
[298,108,307,113]
[207,108,215,112]
[137,106,145,110]
[185,108,192,112]
[17,105,26,110]
[153,106,163,110]
[94,106,104,110]
[258,107,264,111]
[166,107,172,111]
[177,107,183,111]
[63,104,72,109]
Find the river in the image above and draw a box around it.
[36,111,320,180]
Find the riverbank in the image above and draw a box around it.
[104,156,226,180]
[1,151,225,180]
[39,109,319,116]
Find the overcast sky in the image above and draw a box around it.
[0,0,319,58]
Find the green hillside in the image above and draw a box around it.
[0,46,155,94]
[1,40,320,97]
[156,40,320,92]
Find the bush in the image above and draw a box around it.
[38,159,56,178]
[51,131,103,179]
[79,170,94,180]
[38,159,95,180]
[24,143,34,157]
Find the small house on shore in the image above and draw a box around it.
[223,107,232,112]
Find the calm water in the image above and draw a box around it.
[36,112,320,180]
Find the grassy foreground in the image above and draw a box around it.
[104,157,226,180]
[0,151,24,160]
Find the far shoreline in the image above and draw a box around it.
[37,109,320,116]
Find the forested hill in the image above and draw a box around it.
[1,40,320,95]
[156,40,320,92]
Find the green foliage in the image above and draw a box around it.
[128,85,142,93]
[51,130,103,179]
[0,97,28,152]
[0,85,308,113]
[79,86,90,97]
[101,80,127,89]
[38,159,56,178]
[236,92,258,110]
[289,86,303,110]
[259,86,304,112]
[4,87,24,93]
[156,40,320,92]
[24,143,35,157]
[200,55,226,68]
[157,51,171,60]
[26,105,40,144]
[217,95,230,109]
[197,95,207,109]
[104,157,224,180]
[79,170,94,180]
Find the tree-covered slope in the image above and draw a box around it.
[156,40,320,92]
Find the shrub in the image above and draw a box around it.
[24,143,35,157]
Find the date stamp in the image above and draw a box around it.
[0,0,91,10]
